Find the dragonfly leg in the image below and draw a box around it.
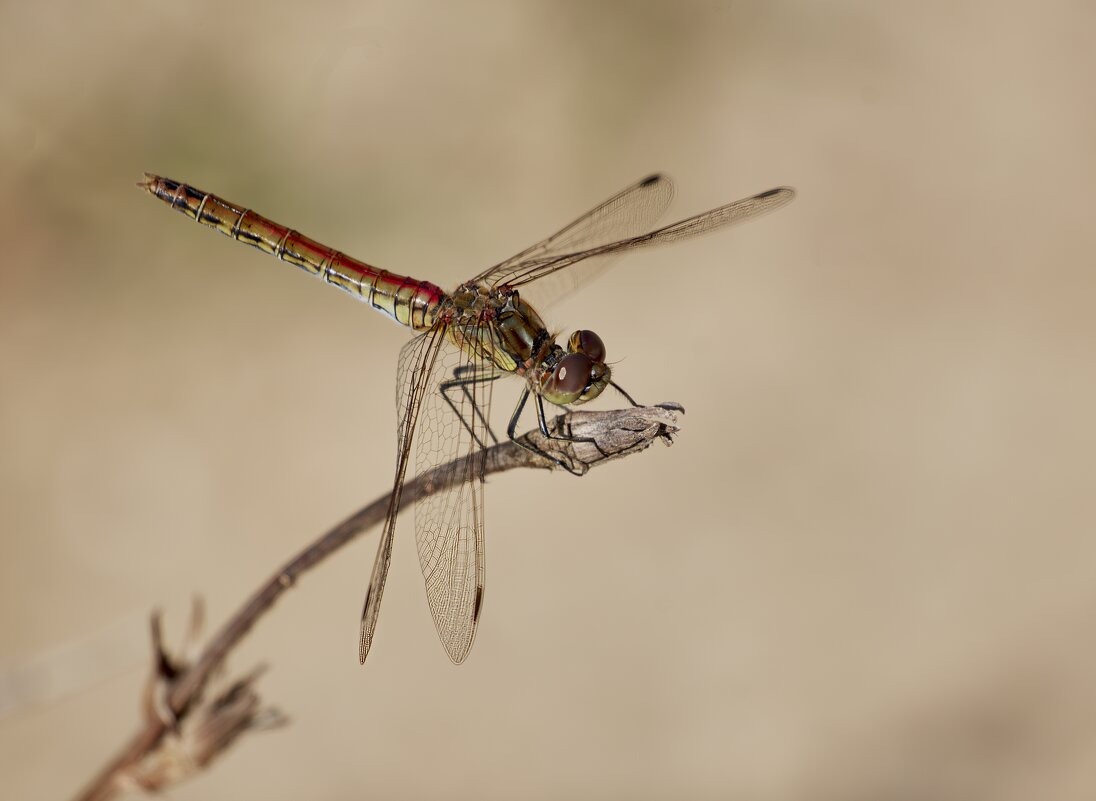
[505,385,531,440]
[505,388,587,475]
[610,379,684,415]
[535,394,621,470]
[507,389,621,475]
[439,364,501,451]
[609,380,642,407]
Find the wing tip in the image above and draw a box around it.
[446,638,474,665]
[435,596,483,666]
[756,186,796,202]
[358,587,374,665]
[358,625,373,665]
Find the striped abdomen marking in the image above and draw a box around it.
[139,174,444,330]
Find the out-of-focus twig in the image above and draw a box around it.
[72,403,683,801]
[122,604,286,794]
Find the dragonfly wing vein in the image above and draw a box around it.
[414,323,495,663]
[472,174,675,308]
[502,185,796,291]
[359,324,447,663]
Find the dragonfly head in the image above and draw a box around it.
[539,330,611,406]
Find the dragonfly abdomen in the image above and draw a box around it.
[140,174,443,330]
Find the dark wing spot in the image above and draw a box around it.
[640,174,662,187]
[756,187,785,199]
[473,585,485,622]
[360,587,372,618]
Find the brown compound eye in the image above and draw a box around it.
[541,352,594,405]
[568,329,605,362]
[554,353,593,396]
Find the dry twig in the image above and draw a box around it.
[72,403,683,801]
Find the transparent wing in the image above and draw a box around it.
[412,321,499,663]
[486,186,796,294]
[359,324,448,664]
[472,174,675,307]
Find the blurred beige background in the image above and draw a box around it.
[3,1,1095,799]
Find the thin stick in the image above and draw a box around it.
[72,403,682,801]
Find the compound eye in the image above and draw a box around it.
[568,329,606,362]
[553,353,593,396]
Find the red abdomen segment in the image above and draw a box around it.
[140,174,443,330]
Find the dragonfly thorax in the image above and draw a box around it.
[445,282,611,405]
[489,287,552,369]
[444,283,555,374]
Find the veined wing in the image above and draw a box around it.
[488,186,796,293]
[359,324,448,664]
[411,321,500,663]
[472,174,675,307]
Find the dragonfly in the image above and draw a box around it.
[140,172,795,664]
